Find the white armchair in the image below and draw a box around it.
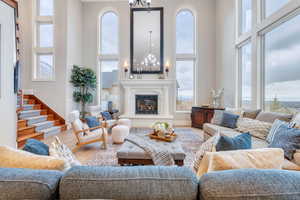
[69,110,108,152]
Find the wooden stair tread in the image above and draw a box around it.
[18,126,35,132]
[17,132,44,142]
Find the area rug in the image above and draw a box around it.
[45,127,204,167]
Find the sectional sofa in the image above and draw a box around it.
[1,166,300,200]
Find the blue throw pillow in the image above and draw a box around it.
[221,112,240,129]
[268,123,300,160]
[85,116,100,128]
[101,111,113,120]
[23,139,49,156]
[216,132,252,151]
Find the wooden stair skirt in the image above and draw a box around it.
[17,94,67,148]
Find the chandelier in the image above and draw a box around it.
[141,31,160,70]
[129,0,151,8]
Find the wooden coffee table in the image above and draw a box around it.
[116,136,186,166]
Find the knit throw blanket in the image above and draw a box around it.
[125,134,175,166]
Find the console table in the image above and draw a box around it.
[191,107,225,129]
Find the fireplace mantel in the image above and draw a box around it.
[120,79,175,127]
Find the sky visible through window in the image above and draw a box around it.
[101,12,118,55]
[176,10,194,54]
[264,14,300,113]
[39,55,53,79]
[241,0,251,33]
[265,0,289,17]
[39,0,53,16]
[241,43,251,108]
[39,24,53,48]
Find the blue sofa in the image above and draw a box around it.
[1,166,300,200]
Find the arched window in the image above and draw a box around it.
[99,11,119,110]
[176,10,196,111]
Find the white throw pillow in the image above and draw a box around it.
[192,134,220,173]
[50,137,81,170]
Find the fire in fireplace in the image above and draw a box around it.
[135,95,158,115]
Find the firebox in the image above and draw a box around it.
[135,95,158,115]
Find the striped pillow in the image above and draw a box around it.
[266,119,295,143]
[192,134,220,173]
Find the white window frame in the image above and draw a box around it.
[97,10,120,107]
[32,0,55,81]
[175,9,197,113]
[235,0,300,109]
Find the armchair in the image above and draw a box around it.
[69,110,107,152]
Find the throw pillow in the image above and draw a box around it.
[197,148,284,177]
[221,112,239,129]
[236,118,272,140]
[0,146,66,171]
[192,134,220,173]
[101,111,113,120]
[23,139,49,156]
[266,119,295,143]
[211,110,224,125]
[242,109,261,119]
[268,123,300,160]
[256,112,293,123]
[85,116,100,128]
[216,132,252,151]
[49,137,81,170]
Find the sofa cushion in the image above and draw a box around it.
[221,112,239,129]
[236,118,272,140]
[242,109,261,119]
[216,133,252,151]
[0,168,63,200]
[203,123,240,137]
[268,123,300,160]
[199,169,300,200]
[256,111,293,123]
[60,166,198,200]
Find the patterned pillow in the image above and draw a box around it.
[267,119,295,143]
[236,118,272,140]
[192,134,220,173]
[268,124,300,160]
[242,109,261,119]
[221,112,239,129]
[211,110,224,125]
[49,137,81,170]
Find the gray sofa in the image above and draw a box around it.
[1,166,300,200]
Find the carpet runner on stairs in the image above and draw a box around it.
[17,94,67,148]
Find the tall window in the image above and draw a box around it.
[264,0,290,18]
[240,43,252,108]
[34,0,54,81]
[241,0,252,34]
[176,10,195,111]
[264,14,300,114]
[99,12,119,110]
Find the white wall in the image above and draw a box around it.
[215,0,236,108]
[82,0,217,125]
[0,1,17,147]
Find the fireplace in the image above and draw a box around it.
[135,95,158,115]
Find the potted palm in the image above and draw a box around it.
[70,65,97,119]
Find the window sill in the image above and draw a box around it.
[175,111,192,114]
[32,79,56,82]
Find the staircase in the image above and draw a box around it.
[17,94,67,148]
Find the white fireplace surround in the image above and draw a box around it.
[120,79,175,127]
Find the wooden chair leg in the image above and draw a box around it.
[101,131,108,149]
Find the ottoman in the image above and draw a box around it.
[112,125,130,144]
[118,119,132,128]
[117,140,186,166]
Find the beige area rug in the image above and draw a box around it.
[44,127,204,167]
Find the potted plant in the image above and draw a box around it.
[70,65,97,119]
